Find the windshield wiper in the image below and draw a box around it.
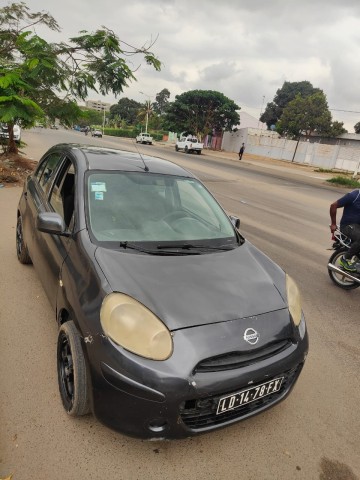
[119,241,195,255]
[157,243,235,251]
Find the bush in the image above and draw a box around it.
[103,128,167,141]
[103,128,137,138]
[326,176,360,188]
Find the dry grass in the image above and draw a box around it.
[0,152,37,186]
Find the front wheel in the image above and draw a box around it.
[175,145,179,151]
[16,215,32,264]
[185,146,189,154]
[196,150,201,155]
[328,248,360,290]
[57,321,90,416]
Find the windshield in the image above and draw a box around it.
[86,172,236,246]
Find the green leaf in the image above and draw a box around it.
[0,3,162,129]
[27,58,39,70]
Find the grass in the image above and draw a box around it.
[326,176,360,188]
[314,168,335,173]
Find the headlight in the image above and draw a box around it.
[286,274,302,326]
[100,293,173,360]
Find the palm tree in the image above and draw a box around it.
[137,100,153,133]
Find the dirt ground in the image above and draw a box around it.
[0,152,37,187]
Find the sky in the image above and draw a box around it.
[17,0,360,132]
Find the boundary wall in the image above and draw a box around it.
[222,128,360,174]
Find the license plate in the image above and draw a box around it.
[216,377,284,415]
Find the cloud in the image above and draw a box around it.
[20,0,360,131]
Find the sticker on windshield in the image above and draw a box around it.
[91,182,107,192]
[94,192,104,200]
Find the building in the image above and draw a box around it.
[221,112,268,152]
[85,100,111,112]
[300,132,360,149]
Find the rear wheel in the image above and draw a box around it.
[57,321,90,416]
[328,248,360,290]
[197,150,201,155]
[16,215,32,264]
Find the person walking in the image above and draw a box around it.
[239,143,245,160]
[330,189,360,272]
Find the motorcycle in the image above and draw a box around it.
[327,227,360,290]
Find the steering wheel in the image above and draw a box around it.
[161,210,187,224]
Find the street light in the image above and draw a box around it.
[139,91,152,133]
[102,105,106,135]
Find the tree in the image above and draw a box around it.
[109,98,142,125]
[0,2,161,153]
[328,120,347,137]
[76,108,104,127]
[137,100,154,133]
[260,81,321,129]
[153,88,170,115]
[276,92,333,138]
[354,122,360,134]
[163,90,240,139]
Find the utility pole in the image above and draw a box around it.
[258,95,265,129]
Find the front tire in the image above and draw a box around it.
[175,145,179,151]
[57,321,90,416]
[328,248,360,290]
[185,146,189,154]
[16,215,32,264]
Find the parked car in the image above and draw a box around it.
[16,144,308,439]
[0,123,21,143]
[91,129,102,138]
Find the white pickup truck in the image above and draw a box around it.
[175,135,203,155]
[136,132,153,145]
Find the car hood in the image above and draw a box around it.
[95,242,287,331]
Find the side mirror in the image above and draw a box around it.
[229,215,240,229]
[36,212,69,236]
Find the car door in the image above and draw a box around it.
[40,157,76,310]
[23,151,65,261]
[31,155,76,310]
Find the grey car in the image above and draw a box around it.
[16,144,308,439]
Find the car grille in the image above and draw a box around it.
[180,363,303,430]
[194,340,292,373]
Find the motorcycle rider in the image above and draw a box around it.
[330,189,360,272]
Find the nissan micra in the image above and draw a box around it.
[16,144,308,439]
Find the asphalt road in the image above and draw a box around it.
[1,129,359,480]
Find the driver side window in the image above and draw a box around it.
[49,159,75,228]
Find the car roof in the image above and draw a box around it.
[49,144,196,177]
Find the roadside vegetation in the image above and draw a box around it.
[0,2,161,154]
[260,81,347,139]
[326,176,360,188]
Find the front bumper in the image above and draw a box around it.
[86,311,309,439]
